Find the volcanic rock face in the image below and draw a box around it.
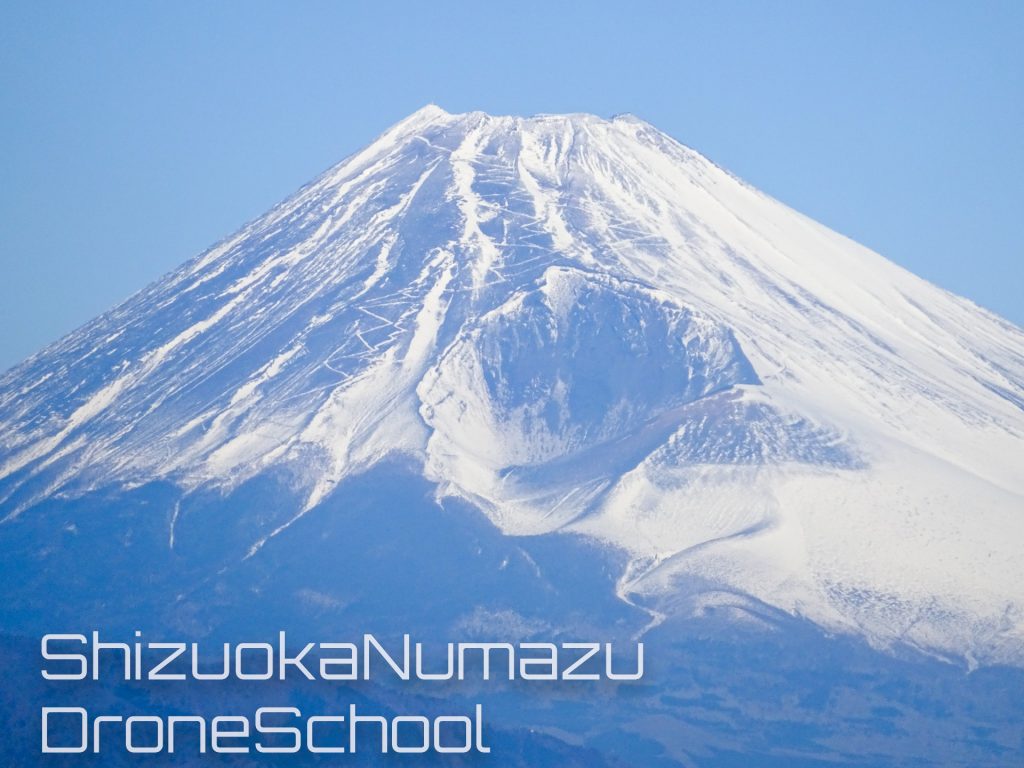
[1,105,1022,666]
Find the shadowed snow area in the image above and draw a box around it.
[0,105,1022,666]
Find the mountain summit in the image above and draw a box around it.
[1,106,1022,665]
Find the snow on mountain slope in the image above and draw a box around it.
[0,105,1022,664]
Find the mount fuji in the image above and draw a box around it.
[1,106,1022,765]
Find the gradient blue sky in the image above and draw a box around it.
[1,1,1021,370]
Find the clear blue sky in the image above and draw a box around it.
[1,1,1021,370]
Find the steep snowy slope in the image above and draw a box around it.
[1,105,1022,664]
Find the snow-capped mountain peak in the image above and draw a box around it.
[1,106,1022,664]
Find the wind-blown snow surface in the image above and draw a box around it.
[1,105,1023,665]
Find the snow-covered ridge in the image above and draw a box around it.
[0,106,1022,664]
